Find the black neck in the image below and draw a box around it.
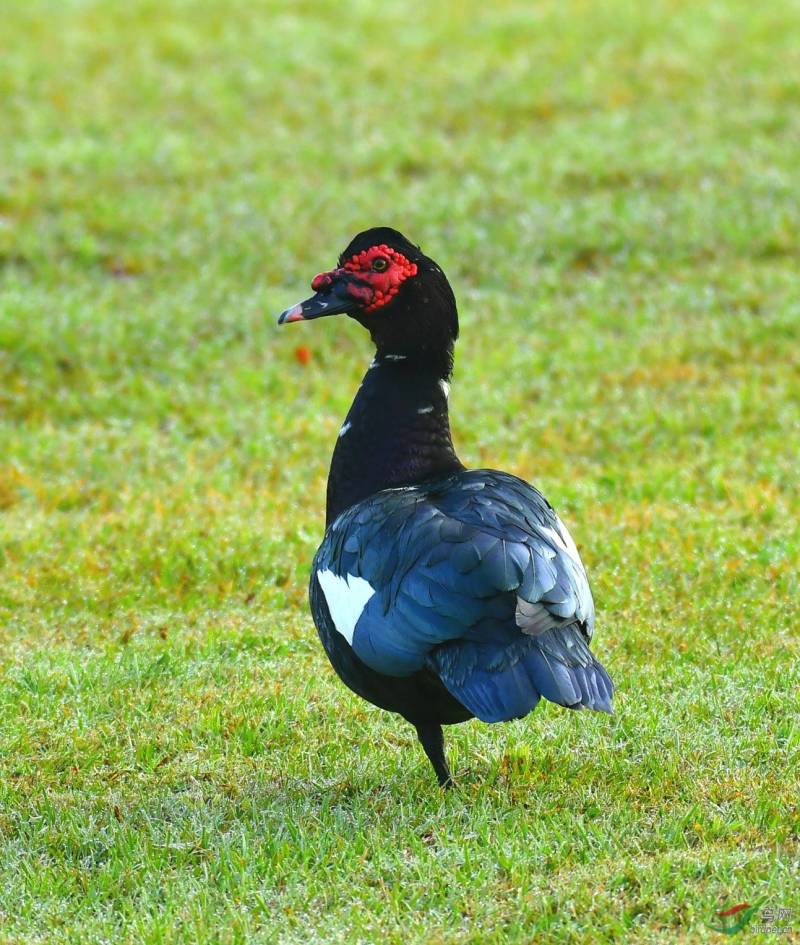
[325,351,463,525]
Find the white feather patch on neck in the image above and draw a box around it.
[439,380,450,399]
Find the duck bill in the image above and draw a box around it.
[277,289,356,325]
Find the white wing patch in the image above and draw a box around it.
[544,517,581,563]
[316,570,376,645]
[543,517,594,624]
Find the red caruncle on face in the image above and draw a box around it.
[310,244,418,314]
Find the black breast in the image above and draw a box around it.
[309,568,473,726]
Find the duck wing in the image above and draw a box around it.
[312,468,613,722]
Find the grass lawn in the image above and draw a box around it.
[1,0,799,942]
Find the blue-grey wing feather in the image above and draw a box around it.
[313,469,611,722]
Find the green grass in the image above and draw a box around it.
[1,0,799,942]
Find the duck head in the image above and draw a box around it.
[278,227,458,360]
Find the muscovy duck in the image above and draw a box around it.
[278,227,613,786]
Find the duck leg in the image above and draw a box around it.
[415,722,453,787]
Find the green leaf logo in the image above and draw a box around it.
[706,900,764,935]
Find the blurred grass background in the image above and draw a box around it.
[1,1,798,943]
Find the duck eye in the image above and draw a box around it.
[371,257,389,272]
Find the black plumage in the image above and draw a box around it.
[278,228,613,786]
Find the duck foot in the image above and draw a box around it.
[415,722,453,787]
